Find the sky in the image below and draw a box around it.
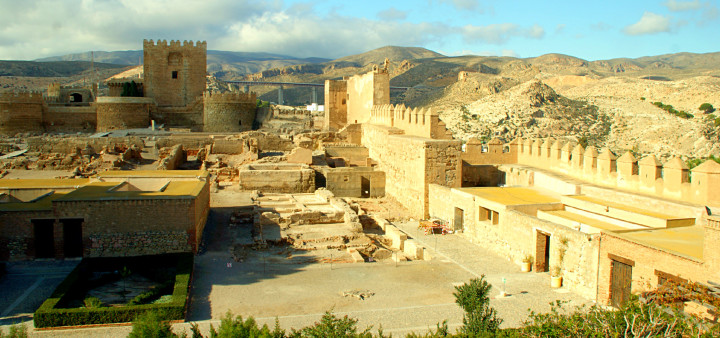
[0,0,717,61]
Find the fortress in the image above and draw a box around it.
[0,38,718,324]
[0,39,257,135]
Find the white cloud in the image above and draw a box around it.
[439,0,481,11]
[663,0,703,11]
[0,0,274,59]
[555,24,566,34]
[462,23,545,44]
[377,7,408,21]
[623,12,672,35]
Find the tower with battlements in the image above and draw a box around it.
[143,39,207,107]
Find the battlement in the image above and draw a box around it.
[465,137,720,207]
[143,39,207,50]
[203,91,257,104]
[0,91,45,103]
[370,104,452,139]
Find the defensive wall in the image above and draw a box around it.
[43,106,97,133]
[95,97,154,131]
[466,138,720,207]
[203,91,257,132]
[369,104,454,139]
[0,92,45,136]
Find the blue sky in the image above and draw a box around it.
[0,0,717,60]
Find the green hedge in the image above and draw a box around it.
[34,253,193,328]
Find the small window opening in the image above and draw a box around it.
[172,71,178,79]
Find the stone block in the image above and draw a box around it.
[287,147,313,165]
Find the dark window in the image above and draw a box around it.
[70,93,82,103]
[239,119,242,126]
[172,71,178,79]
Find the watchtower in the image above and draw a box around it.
[143,39,207,107]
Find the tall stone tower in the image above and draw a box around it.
[143,39,207,107]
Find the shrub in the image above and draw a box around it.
[652,101,694,119]
[453,276,502,336]
[207,311,284,338]
[0,323,28,338]
[83,296,104,308]
[520,297,718,337]
[699,103,715,113]
[292,310,372,338]
[128,311,179,338]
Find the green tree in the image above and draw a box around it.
[700,103,715,113]
[128,311,179,338]
[453,276,502,336]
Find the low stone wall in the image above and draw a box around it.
[86,231,190,257]
[238,164,315,193]
[95,97,153,131]
[158,145,187,170]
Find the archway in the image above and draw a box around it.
[70,93,83,103]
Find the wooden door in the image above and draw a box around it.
[611,260,633,307]
[454,207,464,231]
[535,231,550,272]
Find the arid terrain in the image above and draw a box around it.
[2,47,719,158]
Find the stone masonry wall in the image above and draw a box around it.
[95,97,153,131]
[324,79,347,131]
[43,106,97,133]
[203,92,257,132]
[0,92,45,136]
[55,198,199,256]
[86,231,190,257]
[361,123,461,218]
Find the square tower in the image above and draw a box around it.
[143,39,207,107]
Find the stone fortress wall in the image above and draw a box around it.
[95,97,155,131]
[466,137,720,207]
[0,92,45,135]
[370,104,454,139]
[203,91,257,132]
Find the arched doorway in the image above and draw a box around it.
[70,93,83,103]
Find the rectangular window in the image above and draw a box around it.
[172,71,178,79]
[478,207,490,221]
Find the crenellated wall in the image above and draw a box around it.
[465,137,720,207]
[369,104,454,139]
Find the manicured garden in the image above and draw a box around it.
[34,253,192,328]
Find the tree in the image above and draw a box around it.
[453,276,502,336]
[699,103,715,113]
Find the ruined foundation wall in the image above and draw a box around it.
[26,136,144,154]
[238,165,315,193]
